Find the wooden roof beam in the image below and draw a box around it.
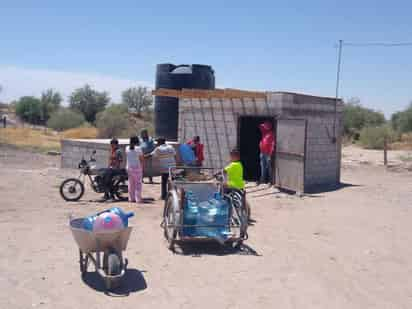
[152,88,267,99]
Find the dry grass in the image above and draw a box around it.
[390,133,412,150]
[0,127,99,153]
[0,128,60,152]
[61,127,98,139]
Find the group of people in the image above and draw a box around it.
[104,120,275,204]
[104,131,206,203]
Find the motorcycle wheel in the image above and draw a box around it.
[113,179,128,201]
[60,178,85,202]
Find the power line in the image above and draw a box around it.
[338,42,412,47]
[331,39,411,141]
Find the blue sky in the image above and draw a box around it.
[0,0,411,117]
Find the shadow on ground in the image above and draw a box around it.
[172,240,260,257]
[248,182,362,198]
[84,197,156,204]
[82,268,147,296]
[305,182,362,194]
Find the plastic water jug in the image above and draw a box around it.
[109,207,134,227]
[93,212,124,232]
[82,207,134,231]
[82,214,97,231]
[183,191,199,236]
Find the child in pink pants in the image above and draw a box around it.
[126,136,144,203]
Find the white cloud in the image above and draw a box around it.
[0,66,152,104]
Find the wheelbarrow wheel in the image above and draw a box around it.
[60,178,84,202]
[107,253,121,276]
[79,250,89,274]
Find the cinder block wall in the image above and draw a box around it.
[178,92,343,189]
[61,139,182,177]
[61,139,123,169]
[278,93,343,190]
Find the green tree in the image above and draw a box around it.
[391,103,412,133]
[47,109,86,131]
[40,89,62,122]
[343,98,386,138]
[69,84,110,123]
[121,86,152,116]
[15,96,43,124]
[95,104,129,138]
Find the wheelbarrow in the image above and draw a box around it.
[70,218,133,291]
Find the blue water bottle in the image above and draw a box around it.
[82,214,97,231]
[109,207,134,227]
[184,191,198,236]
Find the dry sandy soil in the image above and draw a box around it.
[1,144,412,309]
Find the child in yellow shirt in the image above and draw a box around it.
[224,148,245,190]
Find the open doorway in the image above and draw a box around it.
[238,116,276,182]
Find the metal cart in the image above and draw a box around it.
[162,167,248,251]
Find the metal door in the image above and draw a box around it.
[275,119,307,193]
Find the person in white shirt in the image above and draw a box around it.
[126,136,144,203]
[147,137,176,200]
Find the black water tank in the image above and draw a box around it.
[154,63,215,141]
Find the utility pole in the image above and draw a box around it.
[332,39,343,143]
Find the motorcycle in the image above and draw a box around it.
[59,150,128,202]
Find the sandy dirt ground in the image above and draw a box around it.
[1,144,412,309]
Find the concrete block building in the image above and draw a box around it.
[154,88,344,193]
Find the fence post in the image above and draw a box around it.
[383,137,388,166]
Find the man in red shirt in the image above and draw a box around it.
[188,136,204,167]
[259,121,275,185]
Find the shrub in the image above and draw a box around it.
[47,109,86,131]
[15,96,43,124]
[391,103,412,133]
[95,104,129,138]
[359,125,398,149]
[343,98,385,139]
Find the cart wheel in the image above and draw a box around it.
[239,207,248,239]
[229,192,248,239]
[107,253,121,276]
[164,195,177,250]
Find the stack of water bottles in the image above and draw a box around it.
[183,191,230,241]
[82,207,134,232]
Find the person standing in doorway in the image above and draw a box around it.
[147,137,176,200]
[126,136,144,203]
[188,136,204,167]
[258,121,275,185]
[140,129,155,184]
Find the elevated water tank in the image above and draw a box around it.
[154,63,215,141]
